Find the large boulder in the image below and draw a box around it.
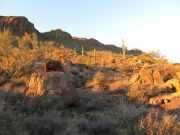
[163,72,180,93]
[153,70,164,85]
[27,71,79,107]
[139,68,154,84]
[45,60,63,72]
[149,72,180,106]
[138,67,164,85]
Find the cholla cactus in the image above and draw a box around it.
[121,39,126,59]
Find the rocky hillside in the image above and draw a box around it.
[0,16,39,36]
[0,17,180,134]
[0,16,142,55]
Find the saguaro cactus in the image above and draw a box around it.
[81,45,84,57]
[121,39,126,59]
[81,45,85,64]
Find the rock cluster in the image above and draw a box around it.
[149,72,180,106]
[27,60,79,107]
[131,67,164,86]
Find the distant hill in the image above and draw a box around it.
[0,16,142,55]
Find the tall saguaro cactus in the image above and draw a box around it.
[81,45,85,64]
[81,45,84,57]
[121,39,126,59]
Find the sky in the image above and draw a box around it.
[1,0,180,62]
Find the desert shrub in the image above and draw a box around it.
[20,96,60,114]
[85,71,106,92]
[148,50,165,60]
[138,53,156,64]
[19,32,39,50]
[61,120,87,135]
[107,80,127,93]
[24,113,63,135]
[127,82,147,101]
[127,82,166,102]
[93,71,105,86]
[24,41,33,50]
[139,110,180,135]
[10,38,19,47]
[0,90,24,105]
[0,47,42,78]
[85,114,115,134]
[160,63,180,82]
[120,64,133,72]
[78,93,108,113]
[0,90,60,114]
[114,99,148,135]
[0,30,44,78]
[0,110,18,135]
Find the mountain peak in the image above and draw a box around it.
[0,16,39,36]
[0,15,142,55]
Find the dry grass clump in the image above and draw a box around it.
[107,80,127,93]
[139,110,180,135]
[85,71,107,92]
[127,82,147,101]
[93,71,105,86]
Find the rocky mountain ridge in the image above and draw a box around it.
[0,16,142,54]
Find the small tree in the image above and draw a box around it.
[121,39,126,59]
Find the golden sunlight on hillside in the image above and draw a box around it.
[0,29,180,135]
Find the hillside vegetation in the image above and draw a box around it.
[0,27,180,135]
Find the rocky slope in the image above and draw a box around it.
[0,16,39,36]
[0,15,142,55]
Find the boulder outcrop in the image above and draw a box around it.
[27,71,79,107]
[131,67,164,86]
[149,72,180,106]
[45,60,64,72]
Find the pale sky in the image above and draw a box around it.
[1,0,180,62]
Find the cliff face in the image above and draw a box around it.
[0,16,39,36]
[0,16,142,55]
